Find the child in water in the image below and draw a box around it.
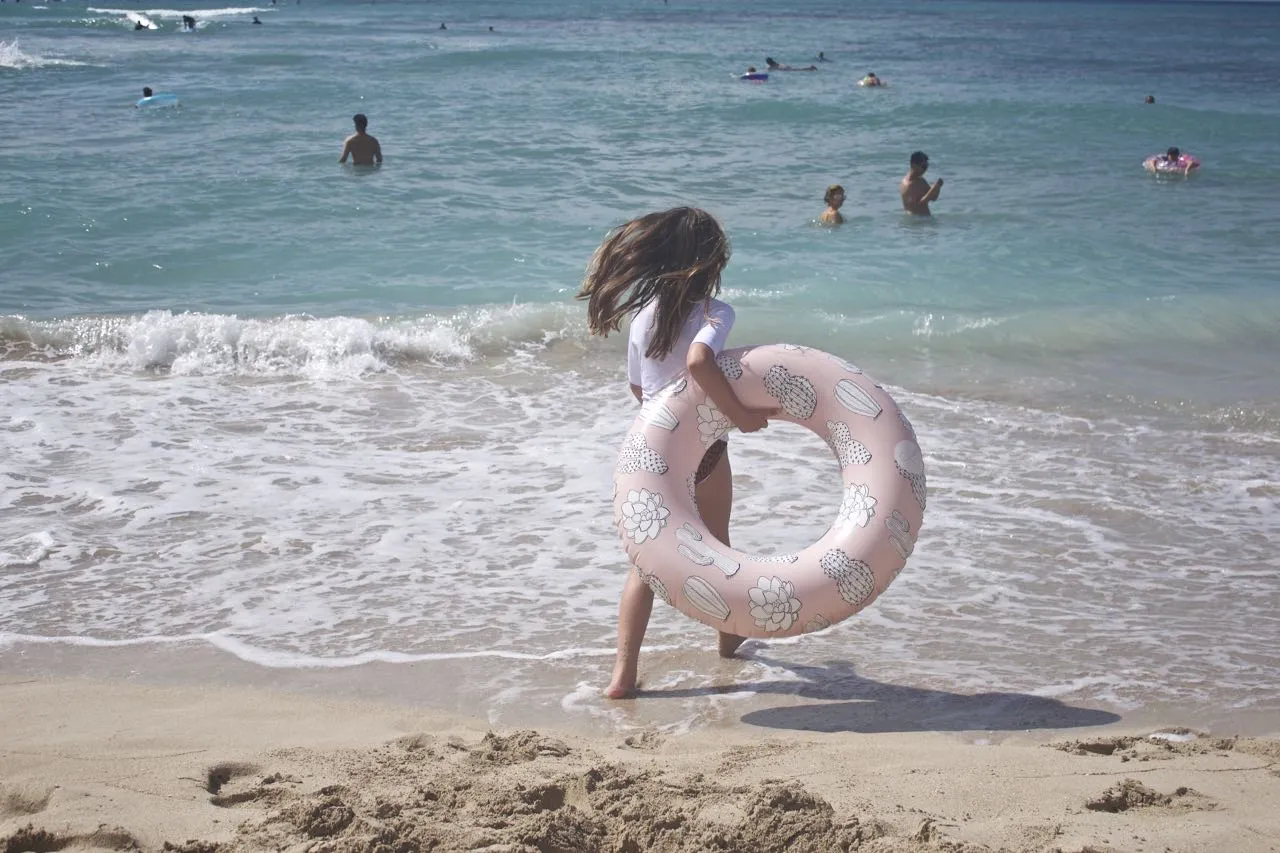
[820,184,845,225]
[576,207,776,698]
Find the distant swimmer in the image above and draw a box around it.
[142,86,153,98]
[765,57,818,72]
[252,16,262,24]
[1145,94,1155,104]
[134,21,146,30]
[339,113,382,166]
[817,51,829,62]
[900,151,943,216]
[439,22,447,29]
[489,26,495,31]
[819,184,845,226]
[860,72,884,87]
[182,15,196,30]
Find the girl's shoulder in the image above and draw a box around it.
[707,298,735,322]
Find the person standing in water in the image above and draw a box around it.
[339,113,382,166]
[577,207,777,699]
[900,151,943,216]
[820,184,846,225]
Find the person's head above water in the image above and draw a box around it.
[824,184,845,207]
[910,150,929,173]
[746,66,757,73]
[142,86,153,97]
[1166,146,1181,160]
[576,207,731,360]
[353,113,368,132]
[1145,95,1155,104]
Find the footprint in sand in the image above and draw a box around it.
[0,784,53,818]
[205,761,293,808]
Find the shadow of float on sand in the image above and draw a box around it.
[638,656,1122,734]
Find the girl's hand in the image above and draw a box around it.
[733,407,778,433]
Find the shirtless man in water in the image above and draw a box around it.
[339,114,382,166]
[900,150,943,216]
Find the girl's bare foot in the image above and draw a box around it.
[718,631,746,658]
[602,680,636,700]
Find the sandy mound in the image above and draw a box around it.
[133,730,1007,853]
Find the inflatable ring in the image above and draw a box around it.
[1143,153,1199,175]
[612,343,925,639]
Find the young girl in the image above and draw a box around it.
[577,207,776,699]
[819,184,845,225]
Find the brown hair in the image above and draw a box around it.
[576,207,730,360]
[824,184,845,205]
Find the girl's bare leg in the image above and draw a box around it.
[697,452,745,658]
[603,568,654,698]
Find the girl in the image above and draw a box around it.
[820,184,845,225]
[577,207,776,699]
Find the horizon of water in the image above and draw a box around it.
[2,0,1279,737]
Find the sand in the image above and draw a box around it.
[2,679,1278,853]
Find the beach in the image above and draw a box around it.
[3,0,1280,849]
[3,678,1279,853]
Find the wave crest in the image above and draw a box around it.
[0,40,90,70]
[1,304,592,377]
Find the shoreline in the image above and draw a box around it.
[4,639,1279,741]
[2,677,1278,852]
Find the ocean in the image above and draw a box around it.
[2,0,1278,738]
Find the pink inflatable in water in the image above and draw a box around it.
[1144,153,1200,175]
[612,343,925,639]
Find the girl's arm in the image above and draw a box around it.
[687,343,773,432]
[630,384,643,402]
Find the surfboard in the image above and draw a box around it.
[126,12,159,30]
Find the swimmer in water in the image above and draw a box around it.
[1145,94,1155,104]
[819,184,845,226]
[765,57,818,72]
[861,72,883,87]
[1153,146,1195,175]
[900,151,943,216]
[252,16,262,24]
[339,113,383,166]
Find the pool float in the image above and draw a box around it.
[136,93,180,109]
[613,343,925,639]
[740,72,768,82]
[1144,153,1199,175]
[857,77,886,88]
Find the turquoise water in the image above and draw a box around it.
[2,0,1278,736]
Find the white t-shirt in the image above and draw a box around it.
[627,298,735,401]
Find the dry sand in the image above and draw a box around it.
[1,678,1277,853]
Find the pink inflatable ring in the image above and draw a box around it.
[612,343,925,639]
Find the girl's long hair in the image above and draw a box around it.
[576,207,730,360]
